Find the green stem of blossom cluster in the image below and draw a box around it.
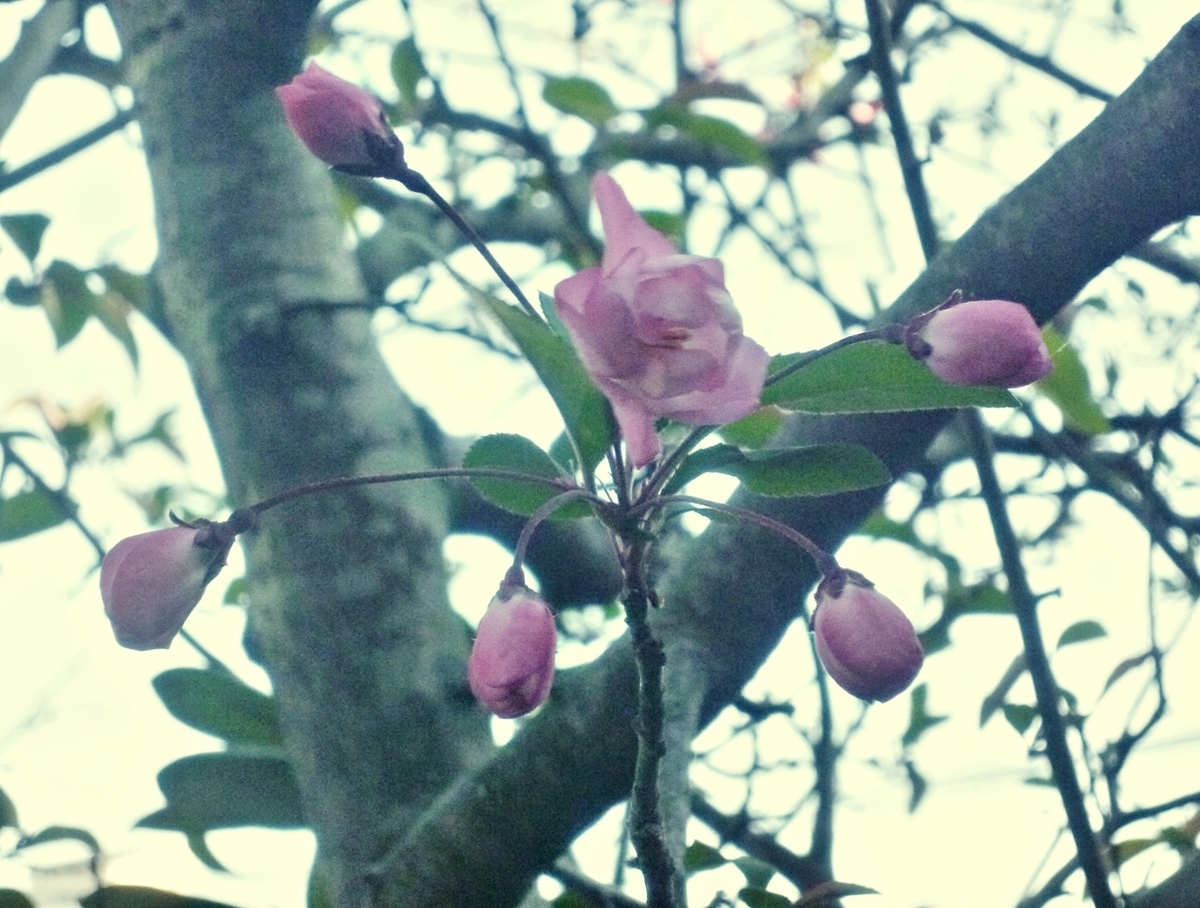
[389,165,542,320]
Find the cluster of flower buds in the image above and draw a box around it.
[100,521,236,650]
[811,570,924,703]
[467,581,557,718]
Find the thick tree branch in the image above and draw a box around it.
[377,15,1200,907]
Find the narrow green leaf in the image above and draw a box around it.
[138,753,305,832]
[979,653,1028,727]
[762,343,1017,413]
[462,434,589,519]
[0,213,50,264]
[473,293,616,477]
[538,289,570,341]
[793,881,881,904]
[666,443,889,497]
[904,759,927,813]
[391,37,428,108]
[1037,328,1110,435]
[152,668,284,748]
[81,887,239,908]
[542,75,617,126]
[186,832,228,872]
[1056,620,1106,649]
[683,841,727,874]
[19,825,99,854]
[0,489,68,542]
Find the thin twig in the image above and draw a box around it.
[0,107,137,193]
[961,410,1118,908]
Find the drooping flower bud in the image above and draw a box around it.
[468,585,557,718]
[100,524,232,651]
[906,296,1052,388]
[812,571,923,703]
[275,62,405,177]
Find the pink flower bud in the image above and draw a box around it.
[468,586,557,718]
[908,297,1052,388]
[100,526,227,651]
[812,572,923,703]
[275,62,405,176]
[554,172,770,466]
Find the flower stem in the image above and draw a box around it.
[648,493,840,579]
[238,467,576,522]
[621,538,677,908]
[510,488,605,574]
[763,324,903,389]
[389,165,541,320]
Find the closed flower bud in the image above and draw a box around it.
[468,586,557,718]
[275,62,405,177]
[907,297,1052,388]
[100,525,230,651]
[812,571,923,703]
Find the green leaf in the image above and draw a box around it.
[19,825,99,854]
[391,37,428,109]
[308,863,334,908]
[1056,620,1106,649]
[1002,703,1039,735]
[4,277,40,306]
[683,841,727,874]
[138,753,305,832]
[0,890,35,908]
[0,489,68,542]
[473,292,616,478]
[81,887,239,908]
[41,259,95,347]
[542,75,617,126]
[152,668,284,748]
[1037,328,1110,435]
[186,831,227,872]
[645,104,767,167]
[0,213,50,264]
[551,893,594,908]
[717,407,785,449]
[979,653,1028,727]
[679,114,768,167]
[737,888,790,908]
[0,786,18,829]
[793,881,881,904]
[538,289,570,341]
[901,683,948,748]
[665,443,889,497]
[733,856,775,890]
[462,434,588,519]
[904,759,927,813]
[762,343,1018,413]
